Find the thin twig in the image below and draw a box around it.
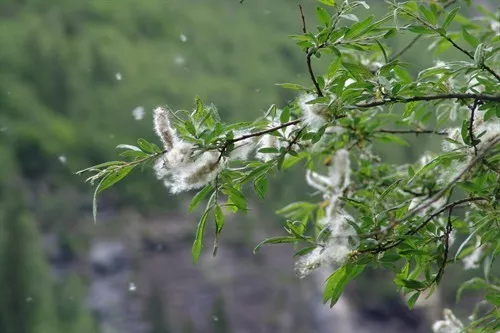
[390,35,423,62]
[299,4,307,34]
[407,134,500,220]
[298,4,323,97]
[359,135,500,251]
[301,1,349,98]
[395,3,500,82]
[354,93,500,108]
[360,197,487,253]
[230,119,302,145]
[285,126,306,154]
[306,51,323,97]
[435,207,453,284]
[468,99,480,156]
[377,129,448,135]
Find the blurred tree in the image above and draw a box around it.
[0,203,60,333]
[55,275,99,333]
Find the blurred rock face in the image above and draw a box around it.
[62,214,436,333]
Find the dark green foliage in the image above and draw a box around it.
[0,205,59,333]
[55,276,99,333]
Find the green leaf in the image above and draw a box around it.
[461,119,470,144]
[327,57,342,79]
[97,165,135,194]
[340,13,358,22]
[276,201,316,217]
[323,264,365,307]
[318,0,335,6]
[374,134,409,146]
[378,179,402,202]
[407,151,464,185]
[239,164,270,184]
[456,277,488,302]
[116,144,141,151]
[483,107,496,121]
[253,176,268,199]
[398,279,427,289]
[380,252,400,263]
[462,27,479,48]
[92,176,107,223]
[418,5,437,25]
[282,152,308,170]
[257,147,280,154]
[280,107,290,123]
[137,138,157,154]
[188,184,214,212]
[76,161,126,175]
[344,16,374,40]
[485,293,500,306]
[276,83,307,90]
[253,237,298,253]
[473,43,484,67]
[184,120,197,137]
[316,7,331,26]
[384,28,397,38]
[375,39,388,64]
[223,186,247,211]
[339,197,370,210]
[212,205,225,257]
[407,25,435,35]
[192,208,211,263]
[119,150,148,160]
[393,66,412,83]
[454,218,487,262]
[406,291,420,310]
[442,7,459,29]
[294,246,317,257]
[214,205,224,233]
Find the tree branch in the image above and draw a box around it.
[301,1,350,98]
[354,93,500,108]
[298,5,323,97]
[306,50,323,97]
[229,119,302,145]
[389,35,422,62]
[360,197,487,254]
[405,134,500,220]
[298,4,307,34]
[377,129,448,135]
[389,0,457,61]
[396,3,500,82]
[433,207,453,284]
[468,99,480,156]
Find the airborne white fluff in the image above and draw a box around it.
[432,309,464,333]
[297,149,355,277]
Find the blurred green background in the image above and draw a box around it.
[0,0,493,332]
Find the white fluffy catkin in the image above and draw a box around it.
[153,107,177,150]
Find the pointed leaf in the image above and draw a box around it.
[323,264,365,307]
[188,184,214,212]
[192,208,211,263]
[253,237,298,253]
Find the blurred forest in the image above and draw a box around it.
[0,0,495,332]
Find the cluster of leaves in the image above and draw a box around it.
[79,0,500,330]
